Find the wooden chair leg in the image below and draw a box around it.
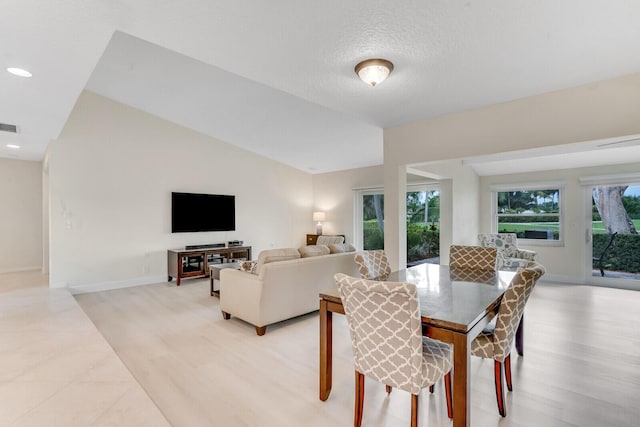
[355,371,365,427]
[444,371,453,419]
[505,353,513,391]
[411,394,419,427]
[494,360,506,417]
[386,385,392,394]
[255,326,267,336]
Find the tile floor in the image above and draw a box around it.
[0,271,169,427]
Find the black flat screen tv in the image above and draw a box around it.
[171,192,235,233]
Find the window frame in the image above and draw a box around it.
[490,182,565,246]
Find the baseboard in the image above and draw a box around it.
[540,273,584,285]
[539,273,640,291]
[67,275,167,295]
[0,266,42,274]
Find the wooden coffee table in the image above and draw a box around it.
[209,262,241,296]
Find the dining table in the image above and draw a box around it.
[319,263,518,427]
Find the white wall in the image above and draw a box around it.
[312,165,383,245]
[49,91,313,290]
[383,72,640,271]
[0,158,43,273]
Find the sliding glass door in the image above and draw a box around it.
[354,189,385,250]
[354,184,441,266]
[589,183,640,281]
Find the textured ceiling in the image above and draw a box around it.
[2,1,640,173]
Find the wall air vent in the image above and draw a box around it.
[0,123,18,133]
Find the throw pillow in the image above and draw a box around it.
[255,248,301,274]
[298,244,330,258]
[316,235,345,245]
[239,261,258,274]
[328,243,356,254]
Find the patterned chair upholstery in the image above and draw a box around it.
[449,245,497,270]
[478,233,537,270]
[353,250,391,281]
[334,273,453,426]
[471,261,546,417]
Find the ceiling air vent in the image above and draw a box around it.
[0,123,18,133]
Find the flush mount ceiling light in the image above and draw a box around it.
[6,144,20,149]
[6,67,32,78]
[354,58,394,87]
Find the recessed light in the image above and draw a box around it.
[7,67,32,78]
[6,144,20,149]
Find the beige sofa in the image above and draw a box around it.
[219,245,359,335]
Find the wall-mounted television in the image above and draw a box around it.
[171,192,235,233]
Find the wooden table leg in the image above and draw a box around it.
[515,315,524,356]
[319,299,333,401]
[452,332,470,427]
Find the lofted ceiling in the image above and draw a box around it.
[2,1,640,173]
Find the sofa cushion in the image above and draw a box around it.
[328,243,356,254]
[299,244,330,258]
[255,248,301,274]
[316,235,345,245]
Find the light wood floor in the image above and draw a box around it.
[71,277,640,427]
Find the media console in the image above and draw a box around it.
[167,245,252,286]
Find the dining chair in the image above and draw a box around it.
[354,250,391,281]
[334,273,453,427]
[478,233,537,270]
[470,261,545,417]
[449,245,498,270]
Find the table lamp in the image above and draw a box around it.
[313,211,326,235]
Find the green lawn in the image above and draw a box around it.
[591,220,640,233]
[500,220,640,234]
[498,222,559,234]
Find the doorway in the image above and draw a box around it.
[354,185,440,266]
[406,184,440,266]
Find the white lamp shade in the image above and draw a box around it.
[313,211,326,222]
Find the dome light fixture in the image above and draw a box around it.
[354,58,393,87]
[7,67,32,78]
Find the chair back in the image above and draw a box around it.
[334,273,423,394]
[478,233,519,258]
[354,250,391,280]
[449,245,497,270]
[492,262,545,361]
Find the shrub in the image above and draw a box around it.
[407,223,439,262]
[363,221,441,262]
[593,233,640,273]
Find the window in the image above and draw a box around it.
[494,187,562,241]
